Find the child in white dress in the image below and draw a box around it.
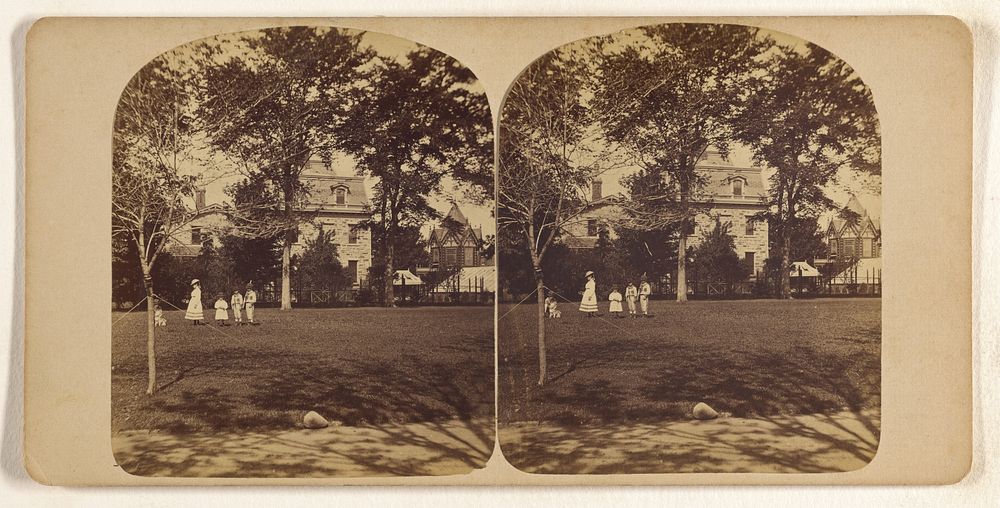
[608,286,624,318]
[214,293,230,326]
[184,279,204,325]
[579,271,598,317]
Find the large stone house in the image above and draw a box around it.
[169,157,373,286]
[427,203,485,269]
[563,147,770,277]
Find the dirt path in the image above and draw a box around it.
[500,409,880,474]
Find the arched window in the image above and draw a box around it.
[732,178,744,197]
[335,188,347,205]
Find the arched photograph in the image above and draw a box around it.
[497,23,881,474]
[110,26,495,477]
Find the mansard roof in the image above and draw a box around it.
[299,157,368,212]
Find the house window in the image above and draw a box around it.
[745,218,755,236]
[348,225,358,244]
[191,227,202,244]
[841,238,854,258]
[347,260,358,284]
[732,178,744,197]
[587,219,598,236]
[446,248,458,266]
[333,187,347,205]
[744,251,755,271]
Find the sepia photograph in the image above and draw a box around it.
[497,23,882,474]
[109,25,495,477]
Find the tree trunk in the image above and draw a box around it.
[676,232,688,302]
[780,231,792,299]
[141,268,156,395]
[280,174,294,311]
[383,243,395,307]
[535,275,547,386]
[281,233,292,310]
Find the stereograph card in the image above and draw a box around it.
[23,16,971,485]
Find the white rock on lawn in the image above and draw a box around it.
[692,402,719,420]
[303,411,330,429]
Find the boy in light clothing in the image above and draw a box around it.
[625,282,638,318]
[231,289,245,325]
[244,282,258,325]
[639,275,652,317]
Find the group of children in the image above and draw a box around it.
[213,285,260,326]
[173,278,259,327]
[544,272,653,319]
[606,278,652,318]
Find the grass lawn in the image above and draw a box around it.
[499,298,881,427]
[112,306,494,434]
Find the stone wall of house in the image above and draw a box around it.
[563,204,623,239]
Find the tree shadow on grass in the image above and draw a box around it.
[112,352,495,477]
[499,330,880,474]
[114,417,493,477]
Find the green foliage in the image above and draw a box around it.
[770,215,829,264]
[292,227,348,290]
[689,221,752,284]
[219,232,282,287]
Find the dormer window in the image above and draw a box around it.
[331,186,348,205]
[732,178,744,197]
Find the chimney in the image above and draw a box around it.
[592,178,603,201]
[195,188,206,210]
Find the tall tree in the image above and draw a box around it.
[339,47,493,306]
[498,48,619,385]
[734,43,880,298]
[112,57,200,395]
[197,27,372,310]
[593,24,772,301]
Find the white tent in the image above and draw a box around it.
[392,269,423,286]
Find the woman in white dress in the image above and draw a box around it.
[184,279,205,325]
[579,271,598,317]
